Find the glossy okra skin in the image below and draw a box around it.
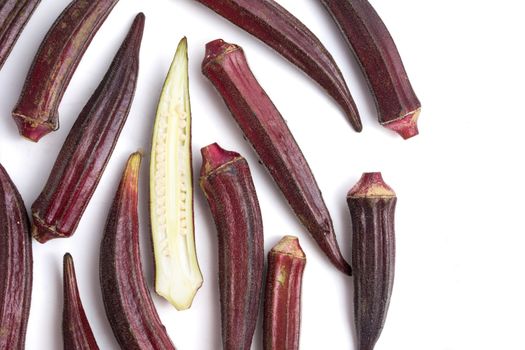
[263,236,306,350]
[0,0,41,70]
[202,40,351,275]
[347,173,396,350]
[12,0,119,142]
[100,153,176,350]
[194,0,362,130]
[63,253,99,350]
[0,164,33,350]
[31,13,144,244]
[200,143,264,350]
[320,0,421,139]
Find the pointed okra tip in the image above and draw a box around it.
[384,108,421,140]
[347,172,396,199]
[202,39,242,70]
[63,253,77,290]
[200,143,241,177]
[271,236,306,260]
[123,151,143,187]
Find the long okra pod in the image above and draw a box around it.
[193,0,361,130]
[347,173,396,350]
[202,40,351,275]
[320,0,421,139]
[31,14,144,243]
[100,152,176,350]
[200,143,264,350]
[150,37,203,310]
[12,0,119,142]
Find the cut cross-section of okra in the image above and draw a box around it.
[150,37,203,310]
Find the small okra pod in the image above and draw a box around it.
[12,0,119,141]
[202,39,351,275]
[347,172,396,350]
[200,143,264,350]
[320,0,421,139]
[0,0,42,70]
[263,236,306,350]
[63,253,99,350]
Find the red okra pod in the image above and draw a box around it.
[12,0,119,142]
[193,0,362,130]
[63,253,99,350]
[31,13,144,243]
[263,236,306,350]
[202,40,351,275]
[347,173,396,350]
[0,164,33,350]
[320,0,421,139]
[0,0,41,70]
[200,143,264,350]
[100,152,176,350]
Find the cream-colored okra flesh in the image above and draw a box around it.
[150,38,203,310]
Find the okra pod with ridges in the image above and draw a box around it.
[12,0,119,142]
[100,152,176,350]
[0,164,33,350]
[63,253,99,350]
[347,172,396,350]
[320,0,421,139]
[194,0,362,130]
[200,143,264,350]
[202,40,351,275]
[31,13,144,244]
[263,236,306,350]
[0,0,41,70]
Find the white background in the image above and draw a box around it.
[1,0,524,349]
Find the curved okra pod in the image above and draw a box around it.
[263,236,306,350]
[0,0,41,70]
[100,152,176,350]
[0,164,33,350]
[320,0,421,139]
[150,37,203,310]
[63,253,99,350]
[200,143,264,350]
[202,40,351,275]
[12,0,119,142]
[193,0,362,130]
[31,13,144,243]
[347,173,396,350]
